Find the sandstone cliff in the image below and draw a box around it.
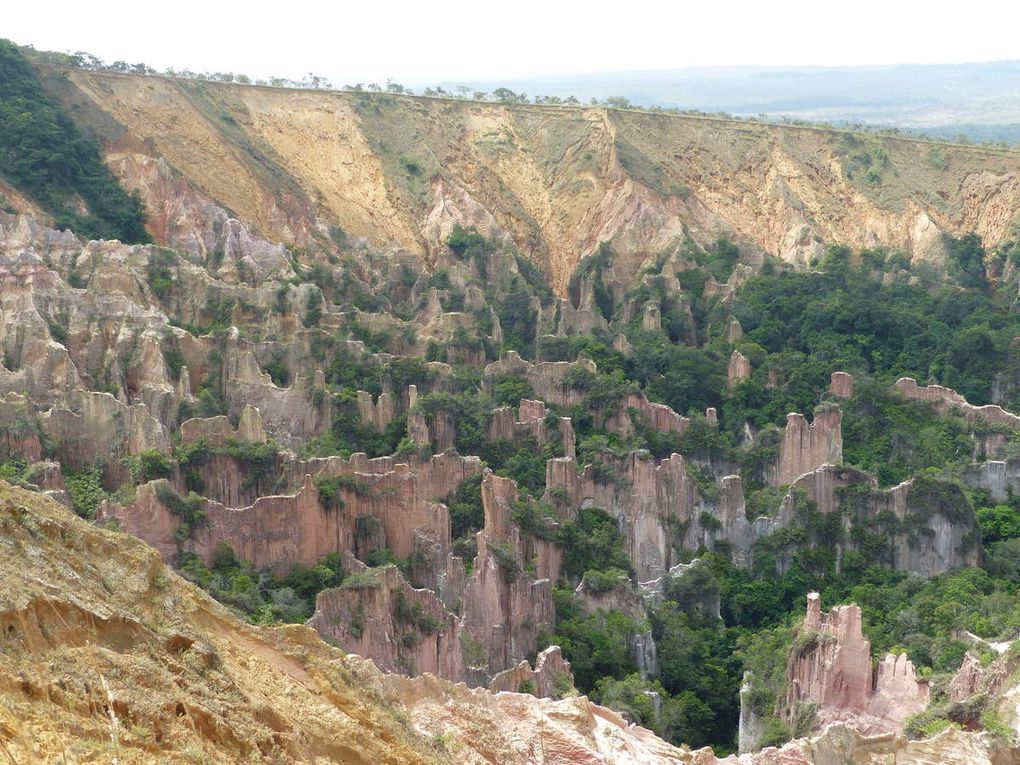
[39,69,1020,296]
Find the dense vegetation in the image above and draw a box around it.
[179,543,346,623]
[0,39,149,241]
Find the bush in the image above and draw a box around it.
[557,507,632,582]
[65,465,105,519]
[138,449,172,482]
[223,438,279,493]
[155,484,206,539]
[485,539,523,581]
[146,250,175,300]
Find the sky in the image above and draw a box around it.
[6,0,1020,85]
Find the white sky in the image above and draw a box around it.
[7,0,1020,84]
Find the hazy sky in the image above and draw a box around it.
[8,1,1020,84]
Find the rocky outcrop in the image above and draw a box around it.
[487,397,576,459]
[0,393,42,461]
[57,71,1020,296]
[771,407,843,486]
[895,377,1020,428]
[483,352,594,407]
[728,350,752,387]
[220,334,330,446]
[767,466,979,576]
[40,391,171,483]
[356,390,395,433]
[291,469,560,686]
[546,452,755,580]
[180,405,267,446]
[781,593,929,737]
[829,371,854,398]
[3,478,727,765]
[603,391,689,437]
[458,474,559,677]
[486,645,575,699]
[307,564,464,679]
[741,724,1009,765]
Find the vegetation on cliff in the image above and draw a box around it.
[0,40,149,241]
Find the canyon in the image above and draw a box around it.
[2,50,1020,762]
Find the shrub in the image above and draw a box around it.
[146,250,175,300]
[65,465,105,519]
[138,449,173,482]
[155,484,206,539]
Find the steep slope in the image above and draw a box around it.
[24,68,1020,293]
[0,478,704,763]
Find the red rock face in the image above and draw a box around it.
[101,451,483,572]
[307,564,465,679]
[304,472,562,687]
[782,593,928,736]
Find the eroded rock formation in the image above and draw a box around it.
[771,407,843,486]
[781,593,929,736]
[895,377,1020,429]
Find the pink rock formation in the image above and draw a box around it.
[180,415,237,447]
[487,646,575,699]
[487,398,576,459]
[0,393,42,461]
[459,474,560,675]
[180,405,267,447]
[101,452,484,572]
[356,390,395,433]
[829,371,854,398]
[782,593,928,736]
[290,470,561,687]
[727,317,744,343]
[895,377,1020,428]
[771,407,842,486]
[603,391,689,437]
[728,350,752,387]
[948,652,985,702]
